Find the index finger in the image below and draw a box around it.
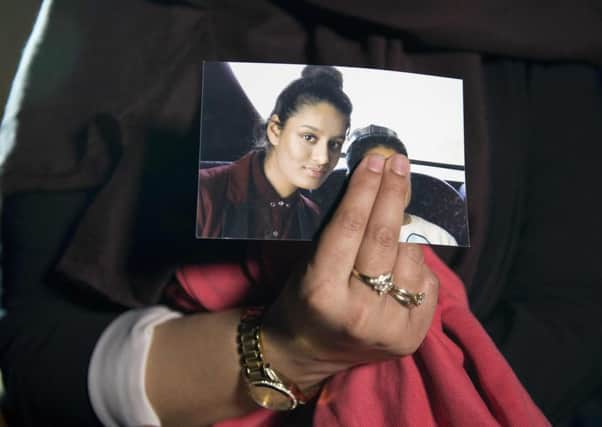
[353,153,410,280]
[311,154,385,282]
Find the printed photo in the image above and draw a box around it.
[197,61,469,246]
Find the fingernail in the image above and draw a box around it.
[391,154,410,176]
[366,154,385,173]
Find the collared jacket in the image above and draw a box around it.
[197,151,321,240]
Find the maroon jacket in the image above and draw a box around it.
[197,151,321,240]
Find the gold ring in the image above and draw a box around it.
[351,268,394,295]
[388,286,425,308]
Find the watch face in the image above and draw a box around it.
[248,381,297,411]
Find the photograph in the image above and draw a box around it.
[197,61,469,245]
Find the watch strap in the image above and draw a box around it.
[237,307,311,410]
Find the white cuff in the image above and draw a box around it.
[89,306,182,427]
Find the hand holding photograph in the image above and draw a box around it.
[197,61,469,246]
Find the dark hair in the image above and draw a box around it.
[255,65,353,150]
[345,124,408,172]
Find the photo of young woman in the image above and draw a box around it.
[196,65,352,240]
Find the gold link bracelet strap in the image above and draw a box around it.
[237,307,314,411]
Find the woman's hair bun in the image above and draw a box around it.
[301,65,343,90]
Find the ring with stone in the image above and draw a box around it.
[351,268,395,295]
[388,286,425,308]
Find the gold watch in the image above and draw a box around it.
[237,307,311,411]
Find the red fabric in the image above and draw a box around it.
[175,246,550,426]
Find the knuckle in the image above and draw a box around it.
[303,286,328,312]
[302,272,337,310]
[398,340,421,356]
[385,329,419,357]
[337,209,366,236]
[342,304,370,338]
[396,328,425,356]
[425,270,440,292]
[402,243,424,265]
[371,224,397,249]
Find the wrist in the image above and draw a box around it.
[237,307,326,410]
[260,307,343,390]
[260,324,329,392]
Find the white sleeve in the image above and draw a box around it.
[88,306,182,427]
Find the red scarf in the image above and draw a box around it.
[174,246,549,426]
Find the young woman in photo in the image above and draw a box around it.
[196,65,352,240]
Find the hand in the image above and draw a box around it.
[262,153,439,389]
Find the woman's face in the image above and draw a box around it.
[265,101,347,197]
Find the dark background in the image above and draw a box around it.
[0,1,39,119]
[0,0,39,400]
